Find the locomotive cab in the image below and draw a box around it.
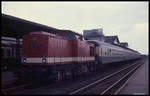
[22,31,50,65]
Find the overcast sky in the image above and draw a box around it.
[2,2,149,54]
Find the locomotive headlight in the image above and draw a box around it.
[42,58,47,63]
[23,58,27,62]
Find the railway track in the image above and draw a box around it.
[69,59,144,95]
[1,83,32,95]
[1,60,144,95]
[2,79,53,95]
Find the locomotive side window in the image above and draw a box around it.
[30,44,40,48]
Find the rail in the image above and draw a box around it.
[69,59,144,95]
[1,83,31,94]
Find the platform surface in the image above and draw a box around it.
[119,59,149,95]
[1,71,16,84]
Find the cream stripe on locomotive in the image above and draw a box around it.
[24,58,42,63]
[21,57,95,63]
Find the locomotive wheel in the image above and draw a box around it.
[82,64,88,73]
[55,71,62,81]
[61,70,67,80]
[54,70,67,81]
[88,63,94,72]
[71,68,78,79]
[66,70,73,79]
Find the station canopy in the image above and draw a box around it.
[2,14,82,39]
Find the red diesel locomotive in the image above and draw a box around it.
[20,31,96,81]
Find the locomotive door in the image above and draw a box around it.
[54,38,61,65]
[90,46,96,59]
[95,45,102,65]
[72,40,78,63]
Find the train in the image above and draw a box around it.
[15,31,141,82]
[1,37,22,71]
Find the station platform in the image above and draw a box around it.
[118,59,149,95]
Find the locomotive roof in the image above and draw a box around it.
[30,31,56,36]
[2,14,82,40]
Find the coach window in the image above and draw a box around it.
[105,52,107,56]
[13,48,16,58]
[2,49,4,57]
[113,49,114,55]
[2,49,4,56]
[100,48,102,56]
[7,49,11,57]
[12,48,14,58]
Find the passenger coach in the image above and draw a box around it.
[87,40,141,64]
